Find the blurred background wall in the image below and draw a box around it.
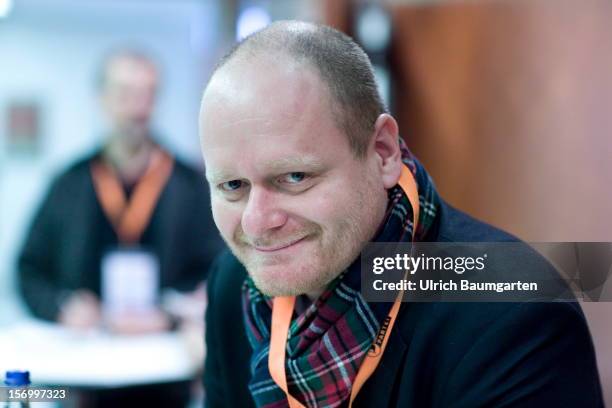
[389,0,612,243]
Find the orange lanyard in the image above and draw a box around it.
[269,164,420,408]
[91,149,173,244]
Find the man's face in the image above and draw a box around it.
[100,57,158,139]
[200,58,388,298]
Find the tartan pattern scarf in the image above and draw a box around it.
[242,139,440,408]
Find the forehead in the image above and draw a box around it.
[203,56,323,124]
[104,56,157,87]
[200,56,352,177]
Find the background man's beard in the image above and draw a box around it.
[120,122,149,146]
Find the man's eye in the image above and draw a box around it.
[280,172,307,184]
[220,180,243,191]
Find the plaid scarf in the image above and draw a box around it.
[242,139,440,408]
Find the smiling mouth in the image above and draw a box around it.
[253,236,308,252]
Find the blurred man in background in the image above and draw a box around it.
[15,49,222,406]
[17,49,223,334]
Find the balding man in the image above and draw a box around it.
[201,22,603,407]
[18,50,223,334]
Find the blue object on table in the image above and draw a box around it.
[4,371,30,386]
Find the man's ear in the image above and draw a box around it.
[371,113,402,189]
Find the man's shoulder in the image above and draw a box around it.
[45,151,99,196]
[433,200,518,243]
[398,300,585,339]
[388,299,601,407]
[400,201,581,344]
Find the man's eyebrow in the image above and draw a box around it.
[261,156,325,172]
[205,169,236,184]
[205,156,325,184]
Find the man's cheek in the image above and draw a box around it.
[303,190,339,222]
[211,202,241,241]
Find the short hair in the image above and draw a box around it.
[215,21,387,158]
[96,48,159,90]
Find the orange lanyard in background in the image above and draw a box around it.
[269,164,420,408]
[91,149,174,245]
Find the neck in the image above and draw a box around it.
[104,131,155,183]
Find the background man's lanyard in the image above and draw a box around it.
[269,164,420,408]
[91,149,174,244]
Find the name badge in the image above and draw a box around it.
[101,248,159,316]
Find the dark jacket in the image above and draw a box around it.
[204,201,603,407]
[18,149,225,320]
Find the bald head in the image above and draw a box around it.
[97,50,158,91]
[202,20,386,158]
[97,50,159,138]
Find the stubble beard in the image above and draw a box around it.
[230,173,387,299]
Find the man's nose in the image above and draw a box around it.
[241,186,288,238]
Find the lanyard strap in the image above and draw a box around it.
[269,164,420,408]
[91,149,174,244]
